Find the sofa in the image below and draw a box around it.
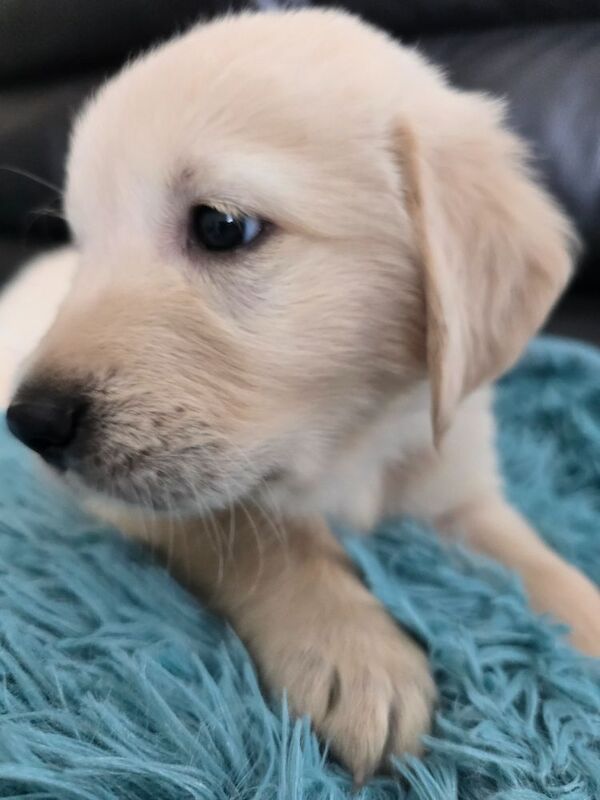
[1,0,599,343]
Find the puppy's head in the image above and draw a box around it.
[7,10,574,514]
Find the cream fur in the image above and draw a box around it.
[2,9,598,780]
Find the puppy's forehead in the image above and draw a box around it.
[66,11,435,242]
[78,11,397,146]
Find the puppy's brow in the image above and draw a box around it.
[169,165,197,193]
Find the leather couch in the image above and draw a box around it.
[1,1,599,343]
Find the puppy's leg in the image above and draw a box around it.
[0,247,77,407]
[439,494,600,657]
[107,505,435,780]
[394,390,600,657]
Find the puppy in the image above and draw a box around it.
[4,9,600,780]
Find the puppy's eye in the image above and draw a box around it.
[190,205,263,252]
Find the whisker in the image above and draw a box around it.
[210,435,289,550]
[256,497,288,555]
[163,491,177,572]
[28,205,67,223]
[0,164,64,196]
[224,485,236,564]
[238,498,265,599]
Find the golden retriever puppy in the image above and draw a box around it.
[4,9,600,780]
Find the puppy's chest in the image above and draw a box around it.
[310,389,434,530]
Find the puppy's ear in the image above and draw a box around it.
[396,94,576,443]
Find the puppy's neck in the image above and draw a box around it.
[267,382,433,530]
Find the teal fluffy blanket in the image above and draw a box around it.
[0,337,598,799]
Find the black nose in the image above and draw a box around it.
[6,390,85,468]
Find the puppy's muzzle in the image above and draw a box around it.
[6,384,87,470]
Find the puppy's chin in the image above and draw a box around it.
[61,468,220,516]
[56,454,282,521]
[63,470,186,514]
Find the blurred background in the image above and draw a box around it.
[1,0,599,344]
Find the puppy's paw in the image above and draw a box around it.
[316,626,435,782]
[254,599,436,781]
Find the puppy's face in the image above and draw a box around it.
[10,11,572,514]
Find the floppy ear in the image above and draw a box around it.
[396,94,576,444]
